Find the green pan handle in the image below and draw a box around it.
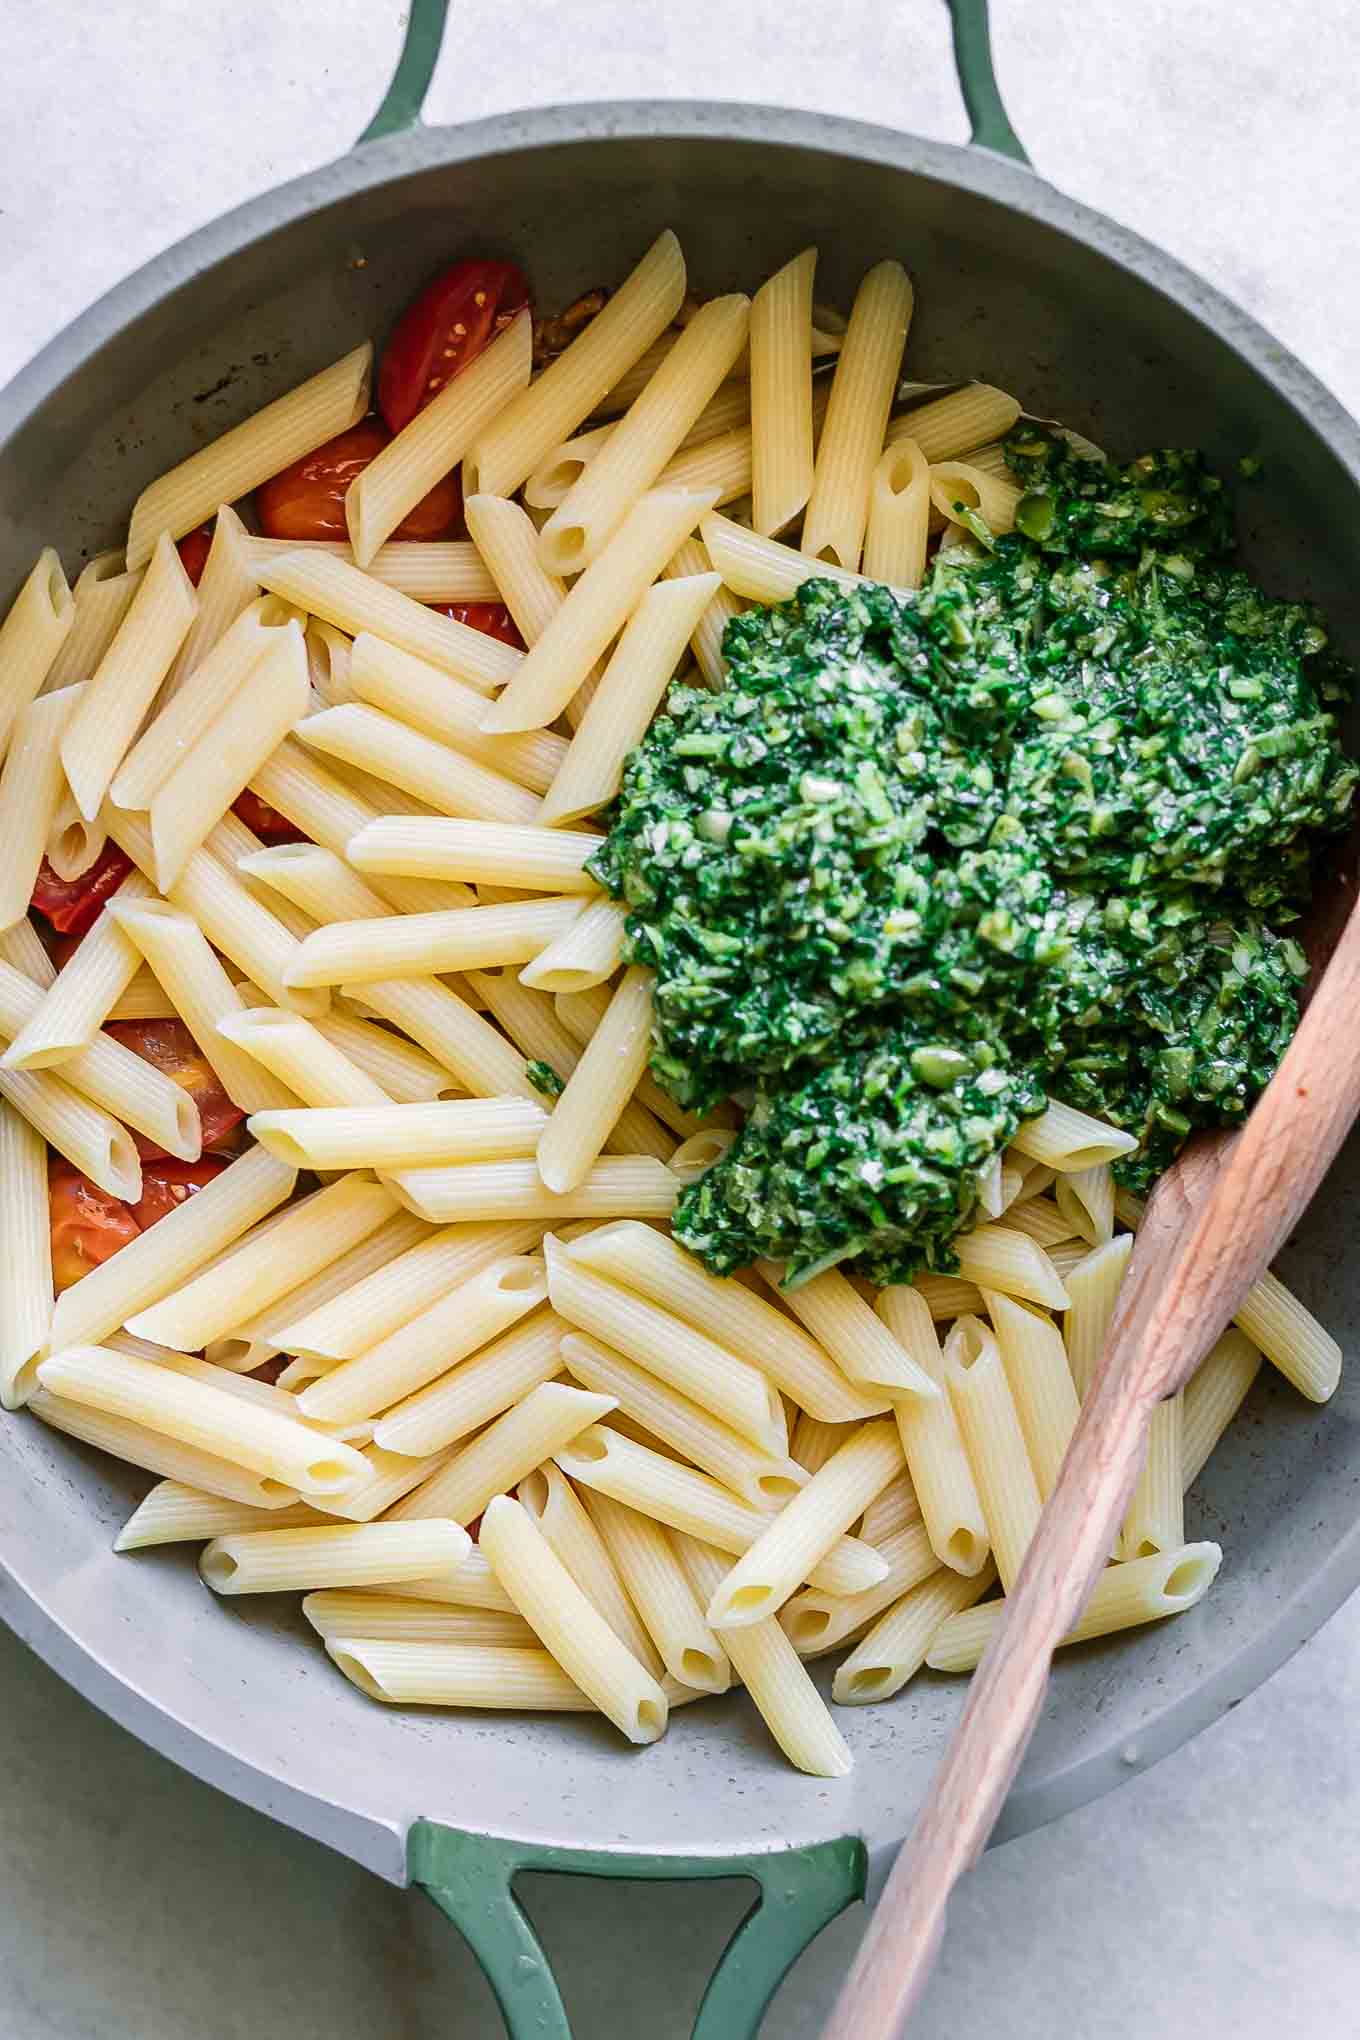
[409,1822,866,2040]
[357,0,1031,165]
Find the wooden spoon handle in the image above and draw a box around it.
[822,896,1360,2040]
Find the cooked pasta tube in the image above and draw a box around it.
[102,805,323,1020]
[116,1485,327,1550]
[104,970,176,1023]
[750,247,816,536]
[327,1637,592,1710]
[371,1303,565,1456]
[110,596,294,810]
[3,868,155,1066]
[389,1383,617,1526]
[1181,1328,1264,1489]
[701,510,879,603]
[254,550,520,694]
[104,900,297,1115]
[247,1097,546,1171]
[857,1469,922,1546]
[926,1542,1224,1672]
[862,436,931,588]
[1053,1164,1115,1247]
[755,1262,938,1401]
[517,1461,662,1673]
[479,1494,668,1743]
[44,794,106,884]
[676,1534,851,1776]
[561,1332,805,1509]
[0,1061,141,1200]
[313,1015,453,1105]
[0,684,82,931]
[371,1547,517,1613]
[301,1592,535,1647]
[660,537,745,689]
[554,1424,887,1595]
[38,1344,368,1495]
[1121,1392,1185,1558]
[564,1222,885,1423]
[877,1284,989,1575]
[927,460,1021,537]
[59,534,197,819]
[1009,1101,1138,1171]
[536,967,653,1193]
[587,1491,731,1692]
[704,1419,902,1628]
[984,1289,1080,1500]
[546,1236,783,1450]
[0,551,75,740]
[297,1258,549,1426]
[286,897,584,990]
[0,1100,53,1408]
[160,504,259,699]
[790,1414,855,1480]
[999,1195,1076,1250]
[482,489,718,735]
[200,1519,470,1595]
[208,1211,432,1372]
[45,554,142,693]
[272,1219,545,1362]
[945,1315,1041,1591]
[348,631,566,794]
[833,1560,999,1704]
[885,383,1022,461]
[1063,1233,1134,1398]
[1234,1269,1341,1403]
[291,1444,448,1523]
[954,1223,1070,1310]
[540,294,750,572]
[126,1175,398,1350]
[0,917,56,990]
[350,818,601,893]
[801,260,913,571]
[549,985,729,1141]
[347,312,531,564]
[296,702,539,827]
[467,231,687,499]
[907,1273,986,1321]
[216,1007,390,1108]
[247,536,498,603]
[538,574,721,825]
[384,1155,682,1224]
[47,1142,296,1350]
[28,1387,299,1508]
[125,344,370,568]
[517,896,625,994]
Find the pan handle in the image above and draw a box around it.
[356,0,1031,165]
[409,1820,866,2039]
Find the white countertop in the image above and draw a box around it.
[2,2,1358,2033]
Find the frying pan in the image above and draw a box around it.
[3,4,1359,2032]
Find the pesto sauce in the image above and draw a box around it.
[589,428,1356,1285]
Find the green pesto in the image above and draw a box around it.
[524,1058,566,1099]
[589,428,1356,1285]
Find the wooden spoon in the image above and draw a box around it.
[822,867,1360,2040]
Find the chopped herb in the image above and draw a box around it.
[590,428,1355,1282]
[525,1059,566,1099]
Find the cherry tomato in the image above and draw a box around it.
[378,260,531,434]
[31,841,135,937]
[48,1162,140,1292]
[429,601,525,650]
[176,522,215,586]
[105,1019,246,1155]
[255,419,463,542]
[231,790,307,844]
[130,1156,231,1229]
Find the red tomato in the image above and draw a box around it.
[429,601,525,650]
[31,841,135,937]
[231,790,307,844]
[176,522,215,586]
[48,1163,140,1292]
[105,1019,246,1155]
[255,419,463,542]
[131,1156,231,1229]
[378,260,531,434]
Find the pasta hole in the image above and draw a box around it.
[1163,1554,1214,1602]
[728,1584,772,1614]
[304,1455,362,1491]
[497,1258,547,1295]
[756,1472,803,1502]
[1129,1536,1163,1561]
[259,1479,294,1502]
[46,557,72,616]
[327,1644,393,1700]
[681,1648,720,1684]
[564,1428,609,1464]
[786,1607,830,1647]
[550,525,588,570]
[634,1698,665,1738]
[107,1131,142,1204]
[845,1667,891,1699]
[518,1468,550,1517]
[946,1528,985,1570]
[200,1549,239,1589]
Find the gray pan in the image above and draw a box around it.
[2,4,1358,2033]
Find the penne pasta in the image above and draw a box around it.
[248,1096,546,1172]
[125,343,371,568]
[349,817,601,893]
[1181,1328,1264,1489]
[312,1014,454,1105]
[518,1462,662,1673]
[928,459,1021,537]
[660,538,745,690]
[339,976,534,1102]
[28,1386,299,1509]
[945,1315,1041,1591]
[954,1223,1070,1310]
[1063,1232,1134,1399]
[551,983,729,1140]
[44,552,135,695]
[755,1262,938,1401]
[466,231,687,500]
[389,1382,616,1525]
[984,1289,1080,1501]
[346,314,532,564]
[1121,1392,1185,1558]
[832,1560,999,1704]
[301,1592,536,1647]
[885,383,1022,462]
[802,260,913,571]
[1053,1163,1115,1247]
[0,1100,53,1408]
[750,247,817,537]
[855,1469,922,1546]
[247,536,500,602]
[160,503,259,701]
[217,1006,390,1108]
[115,1484,327,1550]
[587,1490,731,1693]
[0,684,82,931]
[0,1058,141,1201]
[44,794,106,884]
[3,868,155,1067]
[1234,1268,1341,1403]
[0,917,56,990]
[700,509,881,604]
[372,1301,564,1456]
[877,1283,989,1575]
[536,967,654,1193]
[296,702,539,827]
[0,549,74,760]
[1009,1100,1139,1172]
[348,631,566,794]
[201,1519,470,1595]
[327,1637,592,1710]
[862,437,931,589]
[285,896,584,990]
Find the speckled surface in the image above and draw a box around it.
[1,3,1359,2033]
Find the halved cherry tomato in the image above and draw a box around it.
[231,790,307,844]
[429,601,525,650]
[105,1019,246,1155]
[49,1162,140,1292]
[130,1156,232,1230]
[378,260,531,434]
[176,522,215,586]
[31,841,135,937]
[255,419,463,542]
